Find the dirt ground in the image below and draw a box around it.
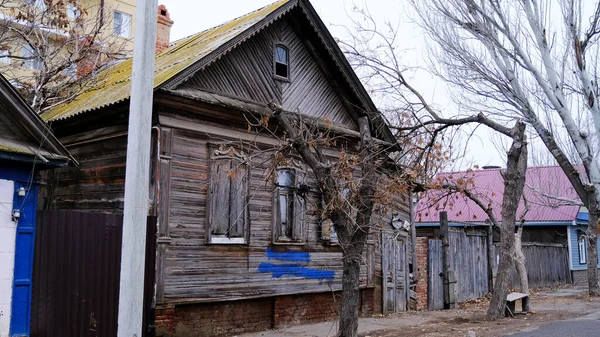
[363,286,600,337]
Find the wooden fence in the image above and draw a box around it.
[496,242,572,288]
[30,211,156,337]
[427,229,572,310]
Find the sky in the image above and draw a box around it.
[158,0,506,169]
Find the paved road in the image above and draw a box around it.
[507,310,600,337]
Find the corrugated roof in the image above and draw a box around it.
[416,166,582,224]
[41,0,291,122]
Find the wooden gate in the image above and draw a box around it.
[428,239,444,310]
[382,231,409,313]
[428,229,490,310]
[449,229,489,302]
[30,211,156,337]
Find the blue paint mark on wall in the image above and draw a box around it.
[259,249,335,281]
[258,263,335,281]
[266,248,310,263]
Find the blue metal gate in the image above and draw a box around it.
[10,180,38,336]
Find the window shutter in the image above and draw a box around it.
[292,194,304,240]
[211,160,231,235]
[229,163,246,237]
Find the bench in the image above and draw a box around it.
[505,292,529,317]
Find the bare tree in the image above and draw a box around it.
[0,0,130,112]
[263,103,424,337]
[421,121,530,317]
[410,0,600,295]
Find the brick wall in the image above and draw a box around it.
[155,289,375,337]
[415,237,429,310]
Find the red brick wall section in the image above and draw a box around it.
[155,289,375,336]
[416,237,429,310]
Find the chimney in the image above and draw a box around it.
[156,5,174,52]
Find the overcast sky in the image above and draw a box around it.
[158,0,506,170]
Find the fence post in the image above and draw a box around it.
[487,222,494,292]
[440,211,455,309]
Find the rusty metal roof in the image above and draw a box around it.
[41,0,292,122]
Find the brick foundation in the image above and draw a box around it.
[415,237,429,310]
[155,289,375,337]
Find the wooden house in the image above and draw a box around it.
[40,1,412,336]
[0,73,72,336]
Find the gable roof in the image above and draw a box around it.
[41,0,291,121]
[0,74,73,166]
[416,166,582,224]
[40,0,393,146]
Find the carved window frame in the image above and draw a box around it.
[272,158,307,245]
[206,144,250,244]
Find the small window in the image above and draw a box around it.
[24,0,46,9]
[22,45,41,70]
[579,234,587,264]
[0,50,9,64]
[274,45,289,79]
[62,64,77,78]
[67,4,80,20]
[114,11,132,38]
[274,168,305,242]
[207,146,249,244]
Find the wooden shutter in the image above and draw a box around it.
[211,159,231,235]
[292,194,304,240]
[229,162,246,238]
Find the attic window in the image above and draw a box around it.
[275,45,289,79]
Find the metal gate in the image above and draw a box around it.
[30,211,156,337]
[382,231,409,313]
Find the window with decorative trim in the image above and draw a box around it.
[578,232,587,264]
[274,45,289,79]
[207,145,249,244]
[273,162,307,243]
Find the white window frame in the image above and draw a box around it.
[579,234,587,264]
[0,49,9,64]
[113,11,132,38]
[67,4,80,20]
[22,45,42,70]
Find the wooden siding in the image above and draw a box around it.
[569,225,600,271]
[494,243,572,288]
[43,126,129,212]
[157,108,405,304]
[184,17,357,130]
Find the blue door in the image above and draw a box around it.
[10,181,37,337]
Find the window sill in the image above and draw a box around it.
[272,239,306,246]
[273,75,290,83]
[210,237,246,244]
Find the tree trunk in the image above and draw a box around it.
[587,208,600,295]
[514,227,530,312]
[487,121,527,319]
[338,244,364,337]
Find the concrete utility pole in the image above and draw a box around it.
[117,0,158,335]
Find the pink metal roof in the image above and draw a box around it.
[416,166,582,224]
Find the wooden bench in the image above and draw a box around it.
[505,292,529,317]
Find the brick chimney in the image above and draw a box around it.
[156,5,174,52]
